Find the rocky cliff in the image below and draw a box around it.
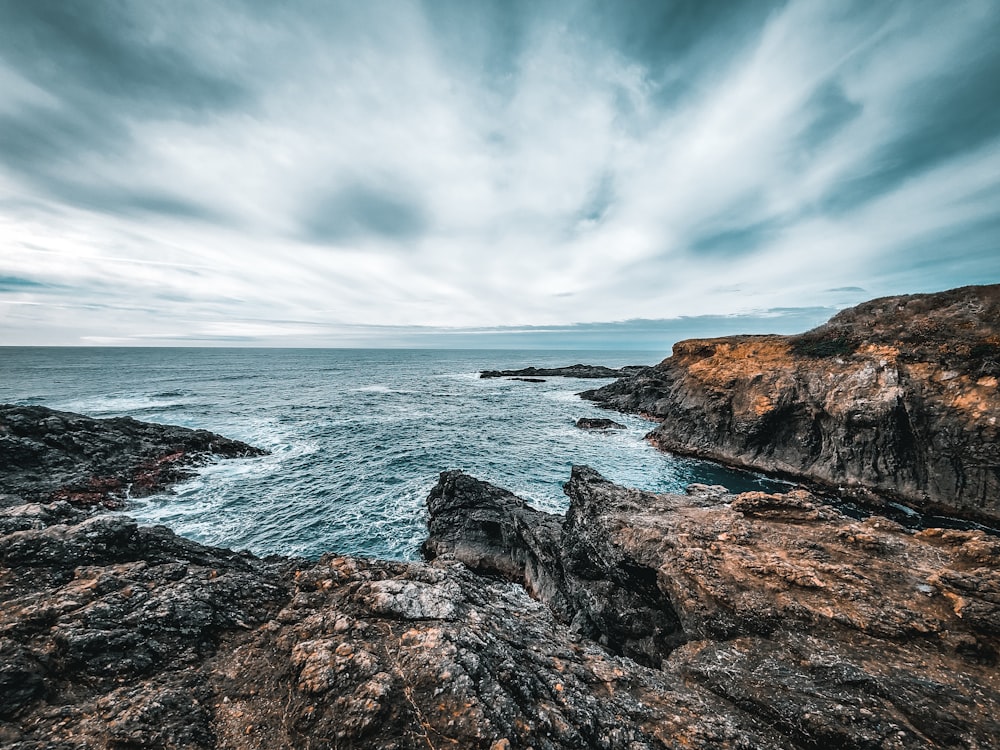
[582,284,1000,524]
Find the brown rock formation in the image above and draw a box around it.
[582,284,1000,523]
[425,467,1000,749]
[0,498,796,749]
[2,406,999,748]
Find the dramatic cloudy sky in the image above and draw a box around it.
[1,0,999,347]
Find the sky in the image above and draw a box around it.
[1,0,998,349]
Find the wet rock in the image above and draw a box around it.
[480,364,648,379]
[582,284,1000,524]
[575,417,626,430]
[0,404,267,510]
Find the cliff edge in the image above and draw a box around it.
[583,284,1000,523]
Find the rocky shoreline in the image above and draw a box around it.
[0,405,266,510]
[3,452,998,748]
[2,284,999,748]
[583,285,1000,526]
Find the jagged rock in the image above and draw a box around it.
[576,417,626,430]
[424,466,1000,749]
[582,284,1000,524]
[480,364,647,379]
[0,405,267,509]
[0,499,797,750]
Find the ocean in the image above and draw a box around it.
[0,347,785,560]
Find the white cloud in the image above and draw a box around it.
[0,0,998,345]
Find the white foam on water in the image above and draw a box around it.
[55,393,191,416]
[351,383,394,393]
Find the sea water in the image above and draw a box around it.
[0,347,785,559]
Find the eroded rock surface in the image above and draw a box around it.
[0,405,266,509]
[583,284,1000,523]
[4,456,999,748]
[2,498,798,750]
[426,467,1000,749]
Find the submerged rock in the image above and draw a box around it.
[0,404,267,510]
[582,284,1000,524]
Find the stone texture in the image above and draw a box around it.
[0,404,267,509]
[0,497,796,750]
[582,284,1000,523]
[425,466,1000,750]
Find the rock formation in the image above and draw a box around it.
[11,460,997,749]
[0,405,266,510]
[481,364,647,379]
[583,284,1000,524]
[1,490,797,749]
[576,417,626,430]
[425,467,1000,749]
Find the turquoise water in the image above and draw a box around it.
[0,348,784,559]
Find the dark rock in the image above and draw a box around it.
[582,284,1000,524]
[424,466,1000,749]
[480,364,648,379]
[511,377,546,382]
[0,404,267,510]
[3,419,999,749]
[1,496,794,749]
[575,417,625,430]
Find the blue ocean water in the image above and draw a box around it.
[0,348,785,560]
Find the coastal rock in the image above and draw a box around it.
[425,466,1000,749]
[582,284,1000,523]
[1,499,795,749]
[3,401,999,748]
[576,417,626,430]
[480,364,647,379]
[0,405,267,509]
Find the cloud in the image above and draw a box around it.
[0,275,47,291]
[303,181,428,244]
[0,0,998,346]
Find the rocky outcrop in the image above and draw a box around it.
[0,405,266,509]
[582,284,1000,524]
[481,364,647,379]
[2,496,802,749]
[426,467,1000,749]
[3,397,999,748]
[576,417,626,430]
